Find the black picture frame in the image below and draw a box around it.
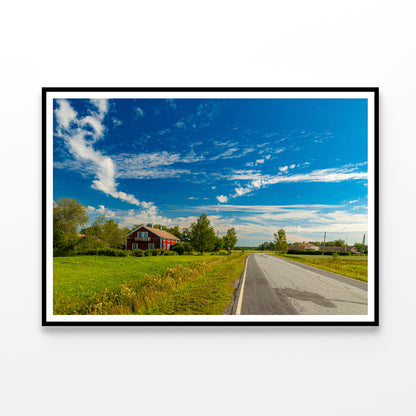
[43,87,379,326]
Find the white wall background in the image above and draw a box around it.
[1,1,415,414]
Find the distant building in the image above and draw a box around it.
[126,224,180,251]
[287,242,320,251]
[320,246,359,253]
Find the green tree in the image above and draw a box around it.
[354,243,368,254]
[83,216,130,249]
[222,227,238,250]
[180,227,192,243]
[274,229,288,255]
[258,241,275,251]
[53,198,89,250]
[171,242,185,255]
[167,225,181,239]
[190,213,216,254]
[213,236,224,252]
[182,242,194,254]
[308,241,322,247]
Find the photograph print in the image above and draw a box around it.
[43,88,378,325]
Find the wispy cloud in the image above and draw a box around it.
[166,99,177,109]
[229,165,368,199]
[112,150,204,179]
[187,204,341,213]
[55,99,142,206]
[136,107,145,117]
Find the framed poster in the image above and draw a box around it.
[43,88,378,326]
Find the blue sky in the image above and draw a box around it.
[53,97,368,246]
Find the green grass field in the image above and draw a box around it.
[277,254,368,282]
[53,254,247,315]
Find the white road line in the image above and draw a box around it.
[236,255,250,315]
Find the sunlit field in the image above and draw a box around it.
[53,254,247,315]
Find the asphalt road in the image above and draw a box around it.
[236,253,367,315]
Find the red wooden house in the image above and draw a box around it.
[126,224,180,251]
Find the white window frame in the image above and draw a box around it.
[148,243,155,250]
[132,243,138,250]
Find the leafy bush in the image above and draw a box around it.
[77,248,128,257]
[217,250,231,255]
[74,235,109,251]
[286,249,351,256]
[163,250,178,256]
[183,242,194,255]
[171,243,185,255]
[53,248,75,257]
[130,249,144,257]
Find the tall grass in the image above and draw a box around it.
[279,254,368,282]
[54,254,247,315]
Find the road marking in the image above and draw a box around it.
[236,255,249,315]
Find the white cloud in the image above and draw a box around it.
[55,99,142,207]
[289,164,296,169]
[234,187,252,197]
[216,195,228,203]
[55,99,78,130]
[136,107,145,117]
[210,147,239,161]
[228,170,267,181]
[229,165,368,199]
[175,121,185,128]
[90,99,108,118]
[188,204,341,213]
[112,150,204,179]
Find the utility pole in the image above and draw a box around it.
[361,234,366,255]
[321,232,326,255]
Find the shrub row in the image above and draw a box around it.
[68,248,179,257]
[211,250,231,256]
[286,250,352,256]
[77,248,128,257]
[171,242,195,255]
[130,249,178,257]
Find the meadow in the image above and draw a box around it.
[53,253,247,315]
[278,254,368,282]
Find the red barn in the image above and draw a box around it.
[126,224,180,251]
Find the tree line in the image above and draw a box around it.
[53,198,238,255]
[257,235,368,253]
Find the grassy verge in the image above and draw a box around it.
[276,254,368,282]
[53,254,247,315]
